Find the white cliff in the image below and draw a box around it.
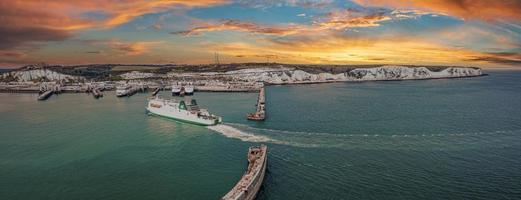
[219,65,482,84]
[119,71,164,79]
[1,69,83,82]
[344,66,482,81]
[1,65,482,85]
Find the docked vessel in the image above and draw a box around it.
[146,96,222,126]
[184,84,194,95]
[92,88,103,99]
[38,90,54,101]
[151,87,161,96]
[222,145,268,200]
[116,85,137,97]
[171,84,181,96]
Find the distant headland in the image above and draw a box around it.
[0,63,482,93]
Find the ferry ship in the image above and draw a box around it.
[184,84,194,95]
[116,85,137,97]
[146,96,222,126]
[171,84,181,96]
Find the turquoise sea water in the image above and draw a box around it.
[1,71,521,199]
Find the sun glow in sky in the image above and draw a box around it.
[1,0,521,68]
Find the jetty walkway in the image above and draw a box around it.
[247,87,266,121]
[222,145,268,200]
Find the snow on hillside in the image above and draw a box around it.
[1,69,83,82]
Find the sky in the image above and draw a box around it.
[1,0,521,68]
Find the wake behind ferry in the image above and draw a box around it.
[146,96,222,126]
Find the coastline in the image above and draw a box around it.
[0,65,483,93]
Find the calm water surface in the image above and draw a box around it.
[1,70,521,199]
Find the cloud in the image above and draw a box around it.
[390,9,444,19]
[352,0,521,21]
[100,0,229,28]
[0,50,28,67]
[173,11,394,36]
[236,0,333,9]
[0,0,228,50]
[171,19,301,36]
[82,39,162,55]
[204,33,511,66]
[107,41,163,55]
[84,51,103,54]
[429,23,521,55]
[0,50,26,58]
[0,26,72,50]
[466,52,521,65]
[315,11,391,29]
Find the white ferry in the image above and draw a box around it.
[146,96,222,126]
[116,85,137,97]
[171,84,181,96]
[184,84,194,95]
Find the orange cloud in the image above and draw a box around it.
[205,35,511,66]
[352,0,521,21]
[83,39,163,56]
[172,20,301,36]
[315,11,391,29]
[101,0,229,28]
[108,41,162,56]
[174,11,393,36]
[466,52,521,65]
[0,0,228,50]
[0,50,26,58]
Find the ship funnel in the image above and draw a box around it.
[179,101,187,110]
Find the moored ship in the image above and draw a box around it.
[172,84,181,96]
[184,84,194,95]
[146,96,222,126]
[222,145,268,200]
[116,85,137,97]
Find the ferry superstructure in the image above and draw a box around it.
[146,96,221,126]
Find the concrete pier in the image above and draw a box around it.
[247,87,266,121]
[222,145,268,200]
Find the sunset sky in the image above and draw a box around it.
[1,0,521,68]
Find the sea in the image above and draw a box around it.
[1,70,520,200]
